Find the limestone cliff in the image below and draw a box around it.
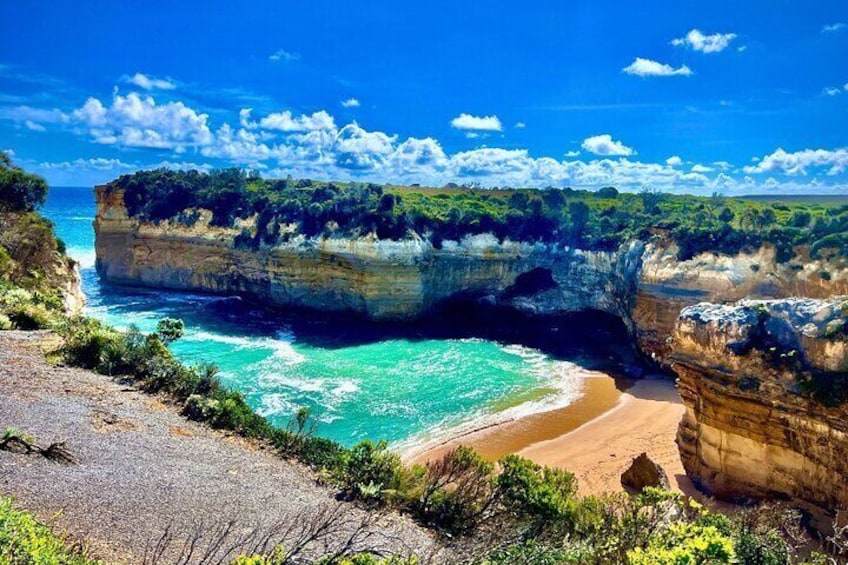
[94,186,848,362]
[94,186,644,322]
[673,298,848,519]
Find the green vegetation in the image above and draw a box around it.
[0,151,74,330]
[104,168,848,262]
[0,496,102,564]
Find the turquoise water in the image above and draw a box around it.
[43,187,601,447]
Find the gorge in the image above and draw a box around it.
[93,178,848,523]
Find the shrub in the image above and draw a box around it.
[496,454,576,528]
[628,523,735,565]
[334,439,406,505]
[415,446,496,534]
[0,496,102,564]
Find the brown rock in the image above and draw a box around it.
[621,452,669,493]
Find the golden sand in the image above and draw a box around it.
[407,374,693,497]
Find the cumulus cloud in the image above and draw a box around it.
[671,29,737,53]
[269,49,300,62]
[622,58,693,77]
[515,122,526,129]
[70,92,213,150]
[581,134,635,156]
[341,98,360,108]
[450,113,503,131]
[823,87,842,96]
[822,23,846,33]
[257,110,336,132]
[12,86,848,196]
[744,147,848,176]
[126,73,176,90]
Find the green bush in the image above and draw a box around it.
[0,496,102,564]
[333,439,407,504]
[497,454,577,529]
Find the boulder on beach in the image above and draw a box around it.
[621,452,669,493]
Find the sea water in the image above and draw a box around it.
[44,186,594,447]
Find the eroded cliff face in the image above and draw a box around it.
[94,186,848,362]
[673,298,848,519]
[94,186,644,322]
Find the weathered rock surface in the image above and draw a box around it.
[93,186,848,364]
[673,297,848,519]
[620,452,670,493]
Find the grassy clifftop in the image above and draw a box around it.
[103,167,848,262]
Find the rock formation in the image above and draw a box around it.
[673,298,848,521]
[621,452,670,493]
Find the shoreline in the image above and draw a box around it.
[406,373,690,497]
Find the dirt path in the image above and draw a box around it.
[0,331,440,564]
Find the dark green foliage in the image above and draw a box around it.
[156,317,185,343]
[0,152,48,212]
[103,169,848,264]
[497,454,577,527]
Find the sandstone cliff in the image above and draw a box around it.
[94,186,848,361]
[673,298,848,520]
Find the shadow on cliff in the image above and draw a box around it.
[90,275,646,378]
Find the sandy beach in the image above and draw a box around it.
[407,372,690,497]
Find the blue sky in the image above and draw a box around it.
[1,0,847,194]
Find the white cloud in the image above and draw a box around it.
[515,122,526,129]
[823,87,841,96]
[126,73,176,91]
[70,92,214,150]
[744,147,848,176]
[269,49,300,62]
[24,120,45,132]
[341,98,360,108]
[450,113,503,131]
[822,23,846,33]
[257,110,336,132]
[737,45,748,53]
[333,123,397,170]
[671,29,737,53]
[623,58,693,77]
[581,134,635,156]
[12,87,848,196]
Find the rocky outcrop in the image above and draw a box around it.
[673,298,848,519]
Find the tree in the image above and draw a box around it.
[156,318,185,344]
[0,151,48,212]
[596,186,619,199]
[718,207,735,224]
[640,187,664,215]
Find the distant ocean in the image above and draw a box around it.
[43,186,590,448]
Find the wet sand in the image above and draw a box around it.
[408,373,691,497]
